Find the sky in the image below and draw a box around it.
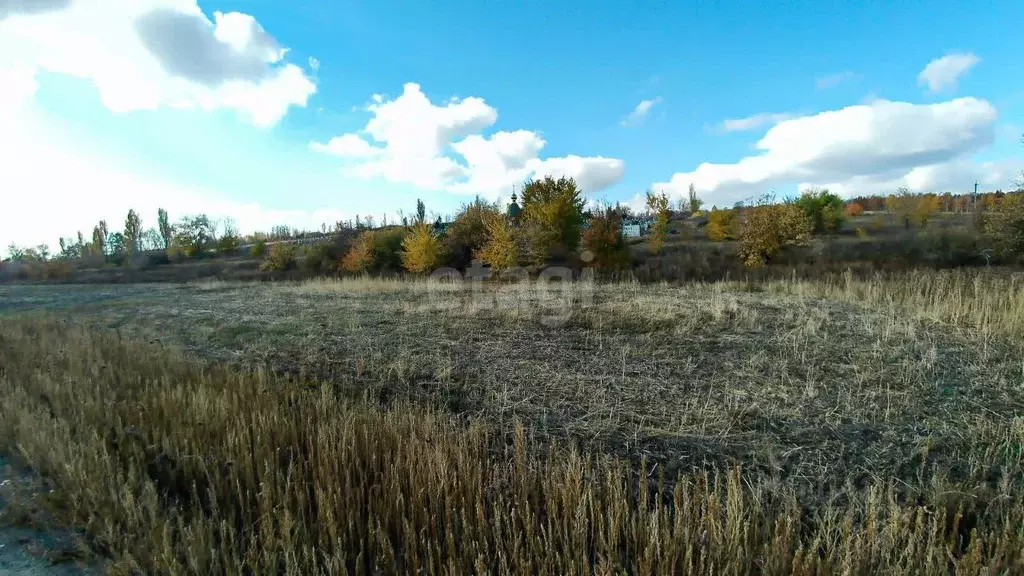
[1,0,1022,250]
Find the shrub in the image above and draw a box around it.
[844,202,865,218]
[795,188,845,234]
[217,234,241,256]
[706,208,739,241]
[401,222,444,274]
[260,242,297,271]
[250,239,268,259]
[475,213,520,270]
[738,202,814,267]
[981,193,1024,262]
[303,241,343,273]
[342,228,406,273]
[855,227,870,239]
[582,210,630,270]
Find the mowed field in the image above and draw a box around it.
[1,270,1024,573]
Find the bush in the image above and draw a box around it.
[706,208,739,241]
[738,202,814,267]
[302,241,344,273]
[844,202,865,218]
[342,228,406,274]
[795,188,845,234]
[250,239,268,259]
[981,193,1024,262]
[401,222,444,274]
[260,242,297,271]
[217,234,241,256]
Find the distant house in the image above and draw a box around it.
[621,217,653,238]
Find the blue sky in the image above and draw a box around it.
[1,0,1022,248]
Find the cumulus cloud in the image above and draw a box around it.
[621,97,662,126]
[918,52,980,93]
[0,91,345,250]
[311,83,625,198]
[651,97,1000,206]
[720,112,795,133]
[0,0,315,126]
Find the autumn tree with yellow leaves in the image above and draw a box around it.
[401,222,444,273]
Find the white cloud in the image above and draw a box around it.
[918,52,980,93]
[815,71,859,90]
[621,97,662,126]
[720,112,795,133]
[0,0,315,127]
[651,97,1000,206]
[311,82,625,198]
[0,92,345,250]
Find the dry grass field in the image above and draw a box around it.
[1,269,1023,573]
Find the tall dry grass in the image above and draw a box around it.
[766,268,1024,342]
[1,316,1023,574]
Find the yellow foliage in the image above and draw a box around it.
[341,232,375,273]
[475,213,519,270]
[401,222,443,274]
[706,208,739,241]
[738,203,814,267]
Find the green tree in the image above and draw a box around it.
[416,199,427,224]
[795,188,845,234]
[157,208,173,249]
[645,190,671,254]
[520,176,585,264]
[124,209,143,254]
[108,232,126,257]
[216,218,241,255]
[170,214,215,259]
[687,183,704,214]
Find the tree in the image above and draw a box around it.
[260,242,298,271]
[981,192,1024,261]
[107,232,126,257]
[844,202,865,218]
[706,208,739,241]
[645,190,671,254]
[217,218,241,255]
[123,209,143,254]
[795,188,845,234]
[520,176,585,264]
[91,221,108,256]
[444,198,501,268]
[582,209,630,270]
[687,183,704,214]
[341,231,375,273]
[157,208,173,249]
[416,199,427,224]
[170,214,215,258]
[140,228,163,251]
[738,198,814,267]
[475,212,519,270]
[401,221,444,273]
